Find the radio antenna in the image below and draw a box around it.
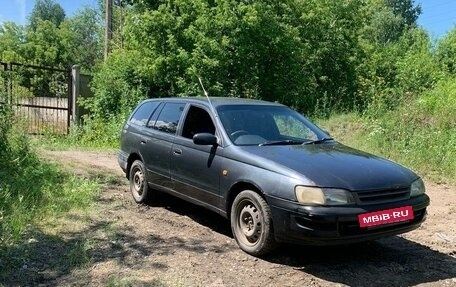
[198,77,217,117]
[198,77,208,98]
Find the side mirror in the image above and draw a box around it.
[193,133,218,145]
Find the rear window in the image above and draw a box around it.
[130,101,160,126]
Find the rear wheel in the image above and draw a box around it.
[231,190,276,256]
[129,160,153,203]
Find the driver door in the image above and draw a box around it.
[170,105,224,209]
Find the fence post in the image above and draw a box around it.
[71,65,80,124]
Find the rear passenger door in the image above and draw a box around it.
[140,102,186,189]
[170,105,224,210]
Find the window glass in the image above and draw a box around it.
[147,102,164,128]
[182,106,215,139]
[153,102,186,134]
[217,105,325,145]
[273,114,318,140]
[130,101,159,127]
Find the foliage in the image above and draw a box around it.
[84,49,148,119]
[2,0,455,185]
[29,0,66,30]
[395,29,443,95]
[319,76,456,184]
[67,114,125,148]
[0,22,26,62]
[59,6,104,72]
[0,108,99,242]
[0,3,103,101]
[384,0,421,29]
[0,4,102,72]
[88,0,365,117]
[435,28,456,75]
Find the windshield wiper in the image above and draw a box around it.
[303,137,334,145]
[259,140,304,146]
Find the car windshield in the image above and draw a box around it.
[216,104,330,146]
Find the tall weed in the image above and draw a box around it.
[0,107,99,243]
[319,77,456,184]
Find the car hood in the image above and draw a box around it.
[239,142,418,191]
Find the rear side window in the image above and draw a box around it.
[151,102,186,134]
[130,101,159,126]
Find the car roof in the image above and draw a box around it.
[143,97,285,108]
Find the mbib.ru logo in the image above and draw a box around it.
[358,206,414,228]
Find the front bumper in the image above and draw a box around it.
[267,194,430,245]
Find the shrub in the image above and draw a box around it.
[0,106,99,242]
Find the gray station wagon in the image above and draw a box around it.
[118,97,429,255]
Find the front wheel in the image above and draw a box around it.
[230,190,276,256]
[129,160,154,203]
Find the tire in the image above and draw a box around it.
[230,190,277,256]
[129,160,153,203]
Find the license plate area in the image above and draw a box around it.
[358,206,414,228]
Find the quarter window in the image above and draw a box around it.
[130,101,159,126]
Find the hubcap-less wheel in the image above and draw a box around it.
[239,204,261,243]
[129,160,153,203]
[231,190,276,256]
[132,168,144,197]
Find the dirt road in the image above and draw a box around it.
[6,150,456,286]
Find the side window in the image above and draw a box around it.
[146,102,164,128]
[182,106,216,139]
[152,102,186,134]
[130,101,159,127]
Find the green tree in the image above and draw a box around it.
[92,0,364,117]
[29,0,66,30]
[0,22,26,62]
[363,0,421,45]
[357,0,424,110]
[435,27,456,75]
[59,7,103,71]
[384,0,421,28]
[23,20,67,67]
[395,28,443,95]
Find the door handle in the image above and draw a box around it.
[140,140,146,145]
[173,148,182,155]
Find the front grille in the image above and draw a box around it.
[354,187,410,205]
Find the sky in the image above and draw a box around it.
[416,0,456,38]
[0,0,455,39]
[0,0,99,25]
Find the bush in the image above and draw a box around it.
[67,114,126,148]
[81,49,148,120]
[0,107,99,242]
[320,76,456,184]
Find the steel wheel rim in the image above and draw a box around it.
[236,200,262,246]
[132,167,144,197]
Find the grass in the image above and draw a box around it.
[30,113,125,151]
[317,77,456,185]
[0,107,100,258]
[0,112,102,284]
[0,140,99,242]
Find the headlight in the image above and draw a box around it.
[410,178,425,197]
[295,186,355,206]
[295,186,325,205]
